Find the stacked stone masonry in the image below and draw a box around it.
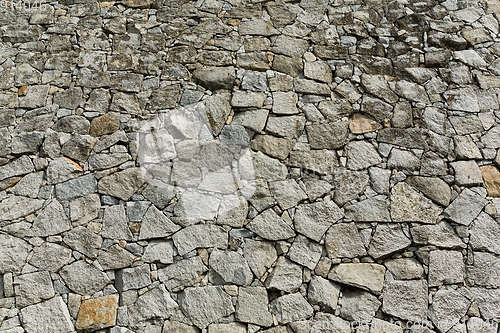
[0,0,500,332]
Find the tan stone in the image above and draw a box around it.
[18,86,28,96]
[349,113,383,134]
[89,113,120,137]
[480,165,500,197]
[76,294,118,331]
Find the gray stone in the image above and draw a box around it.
[294,200,344,242]
[11,132,44,155]
[384,258,424,280]
[346,141,382,170]
[377,128,428,149]
[0,155,34,182]
[14,271,55,308]
[128,284,178,328]
[288,150,338,175]
[29,242,72,272]
[454,136,482,160]
[307,276,341,313]
[239,19,280,36]
[387,149,420,172]
[179,286,235,329]
[266,256,302,292]
[451,161,483,186]
[369,167,391,195]
[20,296,74,333]
[328,263,386,294]
[449,115,484,135]
[453,50,487,69]
[158,256,208,291]
[482,126,500,149]
[394,80,430,104]
[368,224,411,259]
[270,293,314,325]
[361,74,398,104]
[46,157,83,185]
[249,135,295,160]
[208,323,246,333]
[304,61,332,84]
[59,260,109,295]
[361,96,394,122]
[20,85,50,109]
[272,92,298,115]
[0,195,44,222]
[471,287,500,320]
[63,226,102,259]
[70,193,101,226]
[0,233,32,274]
[55,174,98,201]
[344,195,391,222]
[391,182,442,224]
[333,168,369,206]
[173,191,220,224]
[88,153,130,171]
[382,279,428,322]
[266,115,306,139]
[247,208,295,241]
[163,321,199,333]
[232,109,269,133]
[142,240,174,265]
[98,168,145,201]
[217,195,248,228]
[442,188,487,226]
[204,93,232,136]
[467,252,500,288]
[405,176,451,206]
[444,87,480,112]
[287,235,323,270]
[10,172,44,199]
[53,115,90,135]
[243,239,277,279]
[306,120,348,150]
[193,67,235,91]
[429,250,465,287]
[411,222,466,249]
[209,250,253,286]
[98,244,136,270]
[271,35,309,58]
[172,224,228,256]
[429,287,472,333]
[116,264,150,292]
[469,212,500,255]
[141,184,176,210]
[302,177,333,201]
[231,91,266,108]
[27,199,71,237]
[220,125,250,146]
[241,71,268,92]
[319,99,353,122]
[139,205,180,240]
[236,286,273,327]
[325,223,367,258]
[339,288,381,322]
[268,179,308,210]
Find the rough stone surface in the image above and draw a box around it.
[1,0,499,330]
[328,263,386,294]
[179,286,235,329]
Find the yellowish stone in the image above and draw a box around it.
[480,165,500,197]
[76,294,118,331]
[349,113,383,134]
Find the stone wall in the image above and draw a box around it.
[1,0,500,332]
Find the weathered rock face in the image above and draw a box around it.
[1,0,499,331]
